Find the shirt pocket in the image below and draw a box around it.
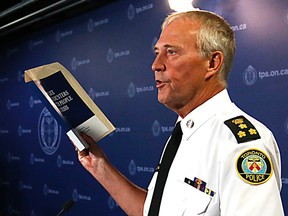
[177,179,212,215]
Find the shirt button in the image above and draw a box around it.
[186,119,194,128]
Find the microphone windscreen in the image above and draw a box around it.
[63,199,75,211]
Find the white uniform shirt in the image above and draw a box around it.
[144,90,284,216]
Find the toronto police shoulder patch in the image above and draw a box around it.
[224,115,261,143]
[236,149,273,185]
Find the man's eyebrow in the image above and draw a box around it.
[154,44,174,51]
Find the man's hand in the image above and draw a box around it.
[76,133,108,179]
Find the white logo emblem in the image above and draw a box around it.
[57,155,63,168]
[107,48,114,63]
[88,87,95,100]
[7,99,11,111]
[55,30,61,42]
[43,184,49,196]
[285,119,288,135]
[17,70,23,82]
[72,189,79,202]
[128,82,136,98]
[129,160,137,176]
[38,108,61,155]
[243,65,258,86]
[108,196,118,209]
[30,153,35,165]
[152,120,161,137]
[71,57,77,71]
[29,96,34,108]
[87,18,94,32]
[30,210,37,216]
[127,4,135,20]
[18,125,23,136]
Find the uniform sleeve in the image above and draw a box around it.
[219,116,284,215]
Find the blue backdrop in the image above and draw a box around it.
[0,0,287,215]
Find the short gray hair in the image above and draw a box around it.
[162,10,236,86]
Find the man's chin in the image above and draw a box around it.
[157,96,171,108]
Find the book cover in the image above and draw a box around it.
[24,62,115,151]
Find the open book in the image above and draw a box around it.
[24,62,115,151]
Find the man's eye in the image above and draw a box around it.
[167,49,176,55]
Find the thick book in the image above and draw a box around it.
[24,62,115,151]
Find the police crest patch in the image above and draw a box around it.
[236,149,273,185]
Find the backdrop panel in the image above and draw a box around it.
[0,0,287,215]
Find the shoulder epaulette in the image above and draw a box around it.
[224,115,261,144]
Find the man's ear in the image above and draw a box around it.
[205,51,224,79]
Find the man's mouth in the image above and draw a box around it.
[156,80,168,88]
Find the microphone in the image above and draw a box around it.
[56,199,75,216]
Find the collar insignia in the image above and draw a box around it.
[224,115,261,143]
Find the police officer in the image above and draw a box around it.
[77,10,284,215]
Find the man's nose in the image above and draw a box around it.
[151,54,166,72]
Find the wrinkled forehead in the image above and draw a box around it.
[160,18,200,41]
[155,18,200,51]
[161,17,201,40]
[162,14,202,30]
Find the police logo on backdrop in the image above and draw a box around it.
[285,118,288,135]
[30,210,37,216]
[152,120,161,137]
[43,184,49,196]
[243,65,258,86]
[87,18,109,32]
[29,96,34,108]
[108,196,116,210]
[71,57,78,71]
[107,48,114,63]
[38,108,61,155]
[57,155,63,168]
[30,153,35,165]
[236,149,273,185]
[7,152,12,163]
[129,160,137,176]
[127,4,135,20]
[29,96,41,108]
[18,125,23,136]
[6,47,19,57]
[30,153,44,165]
[7,99,19,111]
[87,18,94,32]
[127,82,136,98]
[72,189,79,202]
[7,99,11,111]
[89,87,95,100]
[17,70,23,82]
[7,152,20,162]
[55,30,61,42]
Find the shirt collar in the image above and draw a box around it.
[177,89,233,138]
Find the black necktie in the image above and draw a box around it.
[148,121,183,215]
